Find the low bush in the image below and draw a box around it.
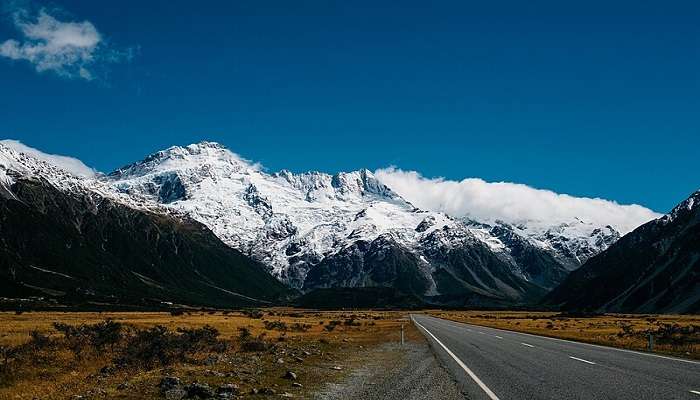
[118,324,223,368]
[324,320,342,332]
[237,327,271,352]
[263,320,288,331]
[242,309,264,319]
[53,320,123,358]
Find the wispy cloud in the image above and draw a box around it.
[375,167,661,234]
[0,139,96,177]
[0,5,133,80]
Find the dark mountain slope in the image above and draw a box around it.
[0,177,289,308]
[544,190,700,314]
[302,230,553,307]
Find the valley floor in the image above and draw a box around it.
[0,310,457,400]
[1,309,697,399]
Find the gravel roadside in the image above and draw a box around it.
[313,339,466,400]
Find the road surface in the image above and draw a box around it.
[411,314,700,400]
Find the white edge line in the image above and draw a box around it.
[569,356,596,365]
[429,315,700,366]
[412,316,501,400]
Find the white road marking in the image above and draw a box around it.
[690,390,700,395]
[412,316,501,400]
[520,342,535,348]
[569,356,596,365]
[479,331,486,335]
[494,335,503,339]
[429,316,700,365]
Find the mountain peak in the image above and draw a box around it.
[666,189,700,222]
[331,168,397,198]
[109,141,252,179]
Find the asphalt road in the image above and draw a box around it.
[411,314,700,400]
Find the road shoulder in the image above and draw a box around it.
[313,337,465,400]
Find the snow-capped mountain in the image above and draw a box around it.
[0,143,289,308]
[106,142,451,286]
[105,141,621,303]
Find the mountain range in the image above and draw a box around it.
[0,141,696,312]
[545,190,700,313]
[0,144,288,309]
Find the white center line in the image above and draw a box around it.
[520,342,535,348]
[690,390,700,396]
[569,356,596,365]
[412,317,501,400]
[494,335,503,339]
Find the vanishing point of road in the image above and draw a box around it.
[411,314,700,400]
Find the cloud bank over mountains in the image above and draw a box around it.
[374,167,661,234]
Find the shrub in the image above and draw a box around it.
[237,327,271,352]
[177,325,225,353]
[242,309,264,319]
[27,330,52,350]
[119,325,223,368]
[344,318,361,327]
[237,327,252,341]
[617,322,634,338]
[324,320,342,332]
[264,320,288,331]
[290,323,311,332]
[53,320,123,357]
[651,324,700,351]
[119,325,177,368]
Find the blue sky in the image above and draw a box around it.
[1,0,698,213]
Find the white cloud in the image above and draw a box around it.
[0,7,131,80]
[0,139,96,177]
[375,167,661,234]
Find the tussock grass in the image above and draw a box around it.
[0,309,414,399]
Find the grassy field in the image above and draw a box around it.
[428,310,700,359]
[0,309,419,400]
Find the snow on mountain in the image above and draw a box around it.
[0,141,623,299]
[664,189,700,224]
[0,144,171,213]
[477,218,621,270]
[0,143,289,308]
[105,141,620,292]
[105,142,454,285]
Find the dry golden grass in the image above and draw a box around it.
[0,309,405,346]
[428,310,700,359]
[0,309,416,400]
